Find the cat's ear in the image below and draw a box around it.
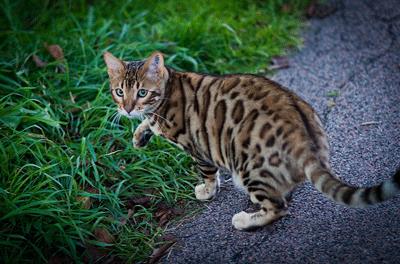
[143,52,167,83]
[103,52,125,79]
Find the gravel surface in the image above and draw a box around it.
[162,0,400,263]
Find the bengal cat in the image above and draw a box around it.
[104,51,400,231]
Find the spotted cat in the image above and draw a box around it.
[104,51,400,230]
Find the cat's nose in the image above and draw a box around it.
[124,105,134,114]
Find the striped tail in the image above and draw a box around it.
[304,159,400,208]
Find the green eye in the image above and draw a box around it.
[137,89,148,98]
[115,88,124,97]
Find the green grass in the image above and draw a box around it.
[0,0,311,262]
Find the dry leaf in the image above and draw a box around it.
[158,234,176,243]
[32,54,47,68]
[45,44,64,60]
[281,3,291,13]
[48,254,72,264]
[84,244,109,263]
[148,237,177,264]
[119,209,134,226]
[44,43,66,72]
[128,196,152,209]
[154,202,184,227]
[86,187,99,194]
[158,212,171,227]
[65,107,81,114]
[306,1,317,17]
[76,187,98,209]
[327,99,336,108]
[306,1,337,19]
[77,196,92,209]
[268,56,290,70]
[94,228,115,244]
[69,91,76,103]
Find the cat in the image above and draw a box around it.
[104,51,400,231]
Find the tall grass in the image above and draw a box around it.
[0,0,311,262]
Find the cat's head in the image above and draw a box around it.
[103,51,169,119]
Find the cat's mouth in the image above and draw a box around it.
[118,108,146,120]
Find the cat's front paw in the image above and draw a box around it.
[132,129,153,148]
[195,183,216,201]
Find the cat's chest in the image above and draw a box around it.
[149,121,204,160]
[149,123,185,150]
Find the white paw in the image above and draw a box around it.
[132,134,145,148]
[232,211,251,230]
[132,138,139,148]
[195,183,216,201]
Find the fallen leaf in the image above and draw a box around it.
[76,187,98,209]
[306,1,317,17]
[268,56,290,70]
[44,43,66,72]
[119,209,134,226]
[48,254,72,264]
[154,202,185,227]
[84,244,109,263]
[94,228,115,244]
[128,196,152,209]
[77,196,92,209]
[281,3,291,13]
[306,2,337,19]
[45,43,64,60]
[154,203,173,226]
[147,237,177,264]
[158,234,176,243]
[171,207,184,216]
[65,107,81,114]
[86,187,99,194]
[32,54,47,68]
[69,91,76,103]
[157,211,171,227]
[327,99,336,108]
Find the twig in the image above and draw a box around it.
[360,121,380,126]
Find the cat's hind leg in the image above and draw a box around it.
[232,171,288,230]
[194,161,220,201]
[232,192,287,231]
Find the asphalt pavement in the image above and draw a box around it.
[162,0,400,263]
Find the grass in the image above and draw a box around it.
[0,0,311,262]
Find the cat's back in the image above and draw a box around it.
[209,73,316,127]
[207,73,331,169]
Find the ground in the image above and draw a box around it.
[162,0,400,263]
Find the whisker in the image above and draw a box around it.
[112,113,122,130]
[110,112,118,128]
[147,111,172,125]
[140,111,146,121]
[145,113,165,133]
[109,111,118,122]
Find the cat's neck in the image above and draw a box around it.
[152,67,200,115]
[147,68,201,143]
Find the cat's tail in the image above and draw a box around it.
[304,158,400,207]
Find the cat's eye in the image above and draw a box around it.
[115,88,124,97]
[137,89,148,98]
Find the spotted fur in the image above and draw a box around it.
[104,51,400,231]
